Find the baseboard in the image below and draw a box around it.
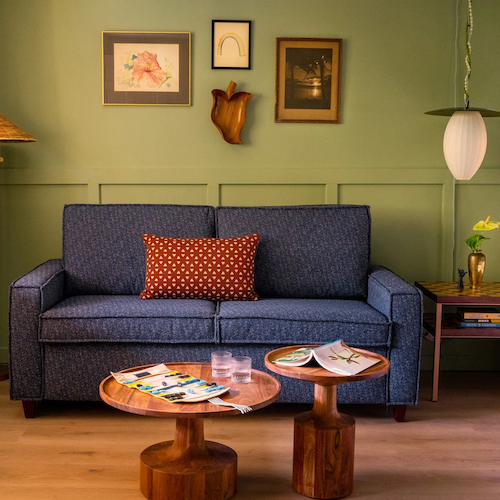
[0,364,8,381]
[0,347,8,364]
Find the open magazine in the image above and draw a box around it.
[111,363,230,403]
[272,340,381,376]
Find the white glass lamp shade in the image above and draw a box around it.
[443,111,487,180]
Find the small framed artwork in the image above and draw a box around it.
[275,37,342,123]
[212,20,251,69]
[102,31,191,106]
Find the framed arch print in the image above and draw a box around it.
[212,20,251,70]
[275,37,342,123]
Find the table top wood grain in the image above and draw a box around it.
[265,345,390,386]
[99,362,281,418]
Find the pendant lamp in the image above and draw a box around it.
[0,113,37,162]
[425,0,500,180]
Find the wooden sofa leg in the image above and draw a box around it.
[22,400,36,418]
[393,405,407,422]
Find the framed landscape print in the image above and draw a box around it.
[212,20,251,69]
[102,31,191,105]
[275,38,342,123]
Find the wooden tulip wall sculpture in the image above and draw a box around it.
[211,81,253,144]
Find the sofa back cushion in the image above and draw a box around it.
[216,205,371,299]
[63,204,216,295]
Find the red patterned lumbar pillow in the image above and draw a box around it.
[140,234,260,301]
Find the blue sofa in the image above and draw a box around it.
[9,204,423,419]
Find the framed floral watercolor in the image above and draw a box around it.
[275,38,342,123]
[212,21,251,69]
[102,31,191,106]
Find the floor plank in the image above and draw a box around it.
[1,371,499,499]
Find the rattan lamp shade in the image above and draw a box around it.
[0,114,36,143]
[0,113,36,162]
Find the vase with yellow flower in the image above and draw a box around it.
[465,215,500,289]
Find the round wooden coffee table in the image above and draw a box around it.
[265,346,390,499]
[100,362,281,500]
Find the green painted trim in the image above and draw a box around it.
[0,167,475,185]
[207,184,219,207]
[441,177,455,281]
[89,183,101,204]
[325,183,338,204]
[2,168,500,186]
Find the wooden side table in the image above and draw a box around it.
[265,346,390,499]
[415,281,500,402]
[100,362,281,500]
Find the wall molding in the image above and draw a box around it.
[2,167,500,369]
[6,166,500,280]
[2,166,500,283]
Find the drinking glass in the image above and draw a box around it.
[211,351,232,378]
[230,356,252,383]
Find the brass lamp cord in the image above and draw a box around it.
[464,0,473,108]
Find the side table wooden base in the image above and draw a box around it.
[293,385,355,499]
[266,347,389,500]
[140,418,237,500]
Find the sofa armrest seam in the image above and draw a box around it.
[368,266,420,296]
[11,259,63,288]
[40,268,65,290]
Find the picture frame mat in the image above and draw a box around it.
[275,38,342,123]
[102,31,191,106]
[212,20,251,69]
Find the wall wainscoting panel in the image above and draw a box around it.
[100,184,208,205]
[339,184,443,282]
[0,183,88,363]
[219,184,326,207]
[1,168,500,366]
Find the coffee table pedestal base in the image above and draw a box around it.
[140,418,237,500]
[293,385,355,499]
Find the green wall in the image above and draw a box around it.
[1,0,500,370]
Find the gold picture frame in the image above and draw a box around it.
[102,31,191,106]
[275,37,342,123]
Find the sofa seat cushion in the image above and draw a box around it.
[40,295,216,343]
[218,298,391,346]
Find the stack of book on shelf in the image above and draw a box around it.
[454,307,500,328]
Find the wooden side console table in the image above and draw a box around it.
[415,281,500,402]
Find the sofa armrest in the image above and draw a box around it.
[9,259,65,400]
[367,265,423,405]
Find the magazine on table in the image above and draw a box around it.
[111,363,229,403]
[272,340,381,376]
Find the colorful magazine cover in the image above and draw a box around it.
[111,364,229,403]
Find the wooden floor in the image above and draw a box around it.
[1,371,499,500]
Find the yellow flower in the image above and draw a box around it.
[473,215,500,231]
